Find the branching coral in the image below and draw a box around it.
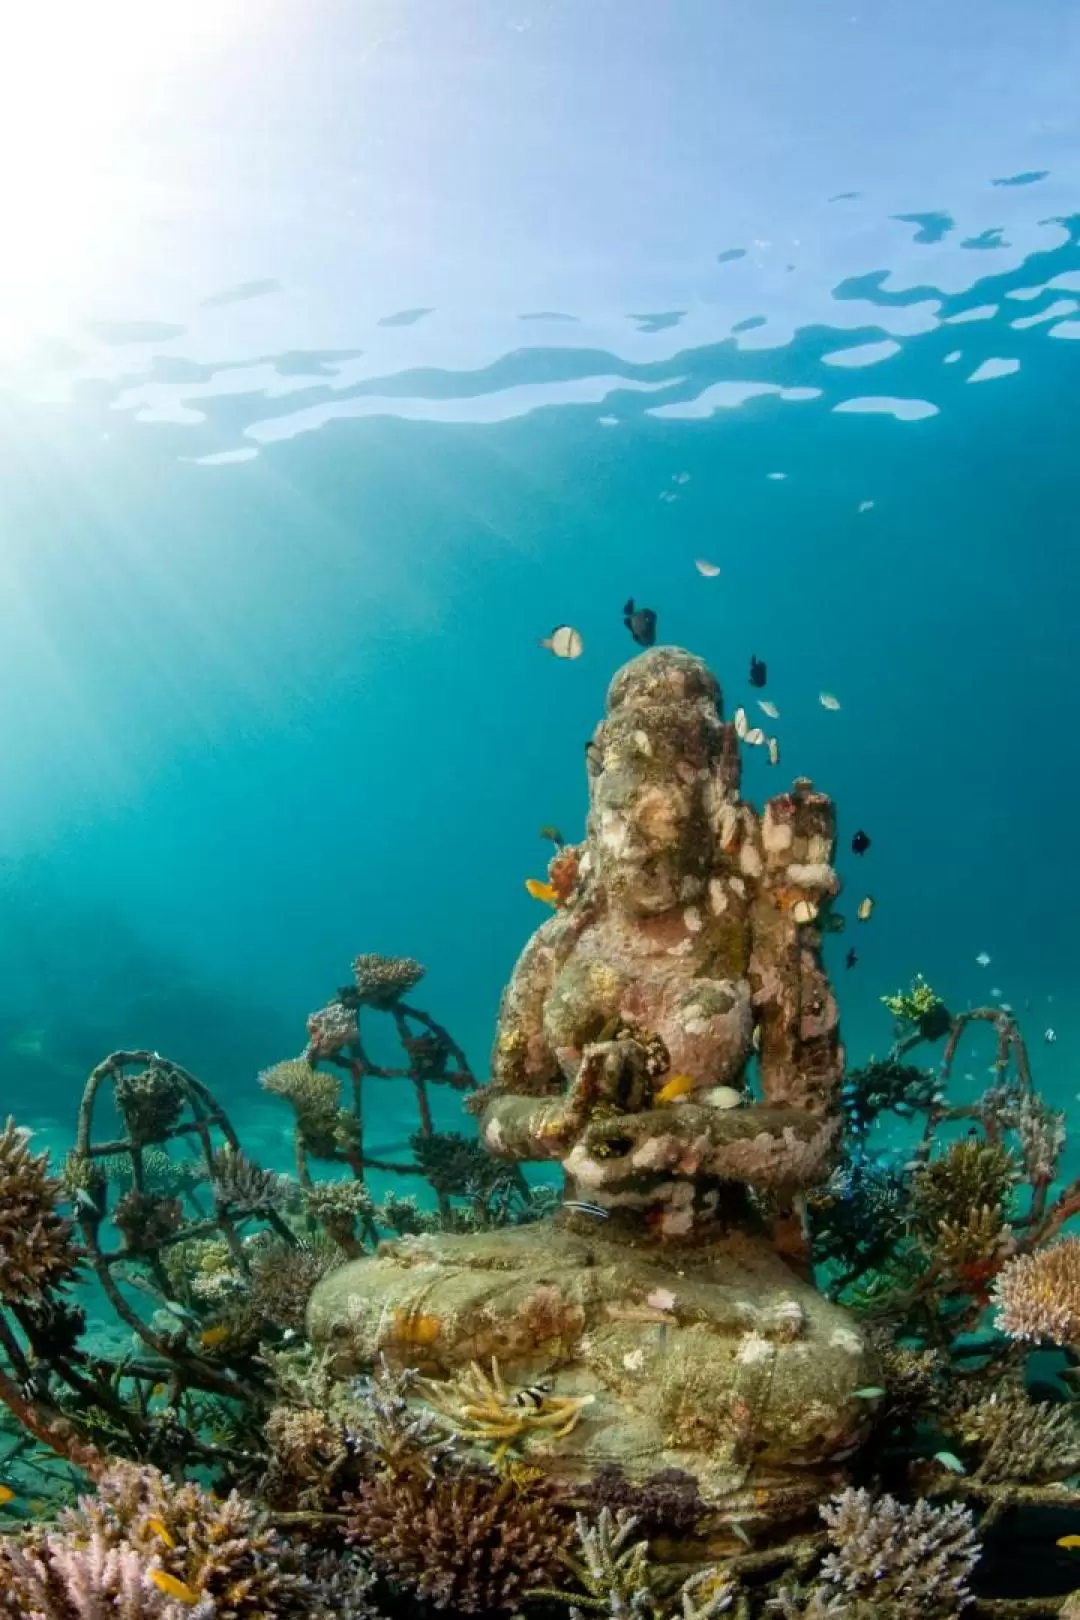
[408,1130,507,1198]
[303,1179,374,1249]
[1001,1093,1066,1187]
[112,1191,184,1255]
[258,1060,354,1160]
[305,1001,359,1059]
[880,975,951,1041]
[418,1358,593,1459]
[945,1386,1080,1483]
[95,1151,206,1203]
[346,1458,568,1613]
[114,1067,186,1146]
[0,1118,80,1302]
[815,1488,979,1614]
[209,1149,296,1217]
[908,1139,1016,1241]
[373,1192,438,1236]
[992,1234,1080,1345]
[541,1509,736,1619]
[350,954,426,1008]
[248,1235,343,1335]
[0,1531,190,1620]
[262,1402,350,1509]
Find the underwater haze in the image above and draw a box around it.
[1,0,1079,1165]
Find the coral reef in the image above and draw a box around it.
[0,1118,80,1304]
[993,1235,1080,1345]
[349,954,426,1008]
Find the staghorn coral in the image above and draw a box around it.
[348,1360,450,1472]
[248,1234,343,1334]
[933,1204,1012,1272]
[305,1000,360,1059]
[346,1458,568,1613]
[64,1460,315,1618]
[209,1148,297,1217]
[908,1138,1016,1240]
[304,1178,374,1247]
[1002,1093,1066,1186]
[112,1191,184,1254]
[262,1402,350,1509]
[0,1531,192,1619]
[350,953,426,1009]
[546,1508,736,1619]
[95,1150,206,1203]
[816,1487,979,1614]
[0,1118,80,1302]
[258,1060,354,1160]
[993,1234,1080,1345]
[114,1067,185,1146]
[946,1385,1080,1483]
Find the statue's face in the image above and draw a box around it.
[591,766,705,914]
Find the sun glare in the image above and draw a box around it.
[0,0,245,349]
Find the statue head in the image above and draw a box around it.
[586,648,737,916]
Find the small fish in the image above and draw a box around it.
[851,830,871,855]
[623,599,657,647]
[655,1073,697,1104]
[757,699,779,719]
[1057,1535,1080,1550]
[749,655,767,688]
[819,692,841,711]
[150,1571,200,1604]
[150,1383,167,1397]
[525,879,560,906]
[845,949,858,970]
[733,706,749,739]
[123,1276,200,1325]
[933,1450,967,1475]
[767,736,780,767]
[585,740,603,773]
[752,1024,762,1052]
[857,896,875,922]
[0,1485,15,1506]
[73,1188,98,1214]
[694,558,721,577]
[731,1521,752,1547]
[198,1324,231,1351]
[852,1386,886,1399]
[562,1200,610,1219]
[538,825,564,846]
[858,499,875,513]
[672,471,691,485]
[511,1382,552,1409]
[975,951,991,967]
[744,727,767,747]
[540,625,583,660]
[702,1086,743,1110]
[1046,1028,1058,1044]
[991,987,1002,999]
[147,1517,176,1548]
[766,471,787,481]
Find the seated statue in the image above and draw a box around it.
[308,648,876,1549]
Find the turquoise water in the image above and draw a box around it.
[1,0,1079,1180]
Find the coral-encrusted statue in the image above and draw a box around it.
[309,649,876,1549]
[479,647,843,1250]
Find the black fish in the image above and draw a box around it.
[851,830,871,856]
[845,948,858,970]
[624,599,657,647]
[749,655,767,688]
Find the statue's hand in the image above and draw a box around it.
[579,1104,715,1160]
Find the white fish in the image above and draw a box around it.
[857,895,875,922]
[744,727,766,746]
[563,1200,610,1219]
[991,987,1002,999]
[1046,1028,1058,1044]
[767,736,780,766]
[733,706,749,739]
[934,1450,967,1475]
[694,558,721,577]
[975,951,991,967]
[819,692,841,711]
[766,471,787,481]
[858,500,875,513]
[540,625,583,660]
[757,700,779,718]
[672,471,691,485]
[702,1086,743,1110]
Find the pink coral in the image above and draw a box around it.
[992,1235,1080,1345]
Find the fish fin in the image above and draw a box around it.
[623,598,634,615]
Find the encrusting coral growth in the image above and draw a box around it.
[11,646,1080,1618]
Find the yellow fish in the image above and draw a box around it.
[525,879,560,907]
[857,895,875,922]
[147,1517,176,1548]
[1058,1535,1080,1549]
[198,1324,231,1351]
[655,1073,696,1105]
[0,1485,15,1506]
[150,1570,200,1605]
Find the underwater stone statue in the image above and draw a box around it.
[309,648,876,1549]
